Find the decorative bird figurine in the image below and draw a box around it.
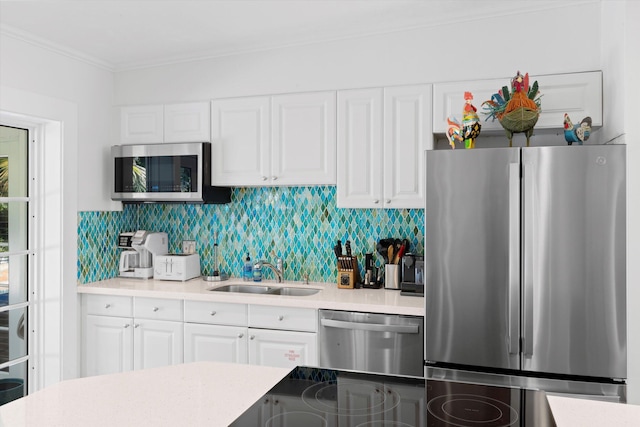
[446,92,482,149]
[482,71,542,147]
[563,113,591,145]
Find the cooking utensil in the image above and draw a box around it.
[387,245,394,264]
[345,240,352,257]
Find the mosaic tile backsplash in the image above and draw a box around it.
[77,186,425,284]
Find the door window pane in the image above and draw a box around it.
[0,254,28,306]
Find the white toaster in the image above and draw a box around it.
[154,254,201,281]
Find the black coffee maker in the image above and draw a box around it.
[400,254,424,296]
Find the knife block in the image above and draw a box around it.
[337,256,361,289]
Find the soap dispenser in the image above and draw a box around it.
[243,253,252,281]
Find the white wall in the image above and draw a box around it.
[0,32,115,384]
[115,2,602,104]
[0,34,116,212]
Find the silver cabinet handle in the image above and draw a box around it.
[250,335,255,340]
[124,324,130,328]
[134,324,140,328]
[210,311,217,316]
[152,307,159,312]
[278,315,284,321]
[105,304,111,309]
[320,318,419,334]
[272,176,278,181]
[238,333,244,338]
[261,176,268,181]
[385,199,391,204]
[373,200,379,204]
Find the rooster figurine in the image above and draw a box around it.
[446,92,482,149]
[482,71,542,147]
[563,114,591,145]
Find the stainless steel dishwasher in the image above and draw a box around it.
[318,309,424,377]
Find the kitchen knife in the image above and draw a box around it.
[345,240,352,257]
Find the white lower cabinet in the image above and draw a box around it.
[133,319,183,370]
[183,301,317,368]
[248,328,317,368]
[83,295,183,377]
[83,295,319,377]
[85,314,134,376]
[184,323,248,364]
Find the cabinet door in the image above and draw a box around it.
[211,97,270,185]
[433,71,603,133]
[271,91,337,186]
[383,85,432,209]
[164,102,210,143]
[84,315,133,376]
[120,104,164,143]
[384,382,426,425]
[184,323,248,364]
[248,329,317,368]
[133,319,183,370]
[337,88,384,208]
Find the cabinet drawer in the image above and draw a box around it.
[134,297,183,321]
[85,295,133,317]
[249,305,317,332]
[184,300,248,326]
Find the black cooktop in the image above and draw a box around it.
[230,366,557,426]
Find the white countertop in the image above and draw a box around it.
[1,362,638,427]
[77,277,425,316]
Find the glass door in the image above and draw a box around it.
[0,125,30,405]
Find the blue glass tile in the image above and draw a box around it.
[77,186,425,284]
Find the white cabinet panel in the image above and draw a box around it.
[383,84,431,209]
[211,97,270,185]
[249,305,317,332]
[248,328,317,368]
[120,105,164,143]
[184,323,248,364]
[84,315,133,377]
[184,300,248,326]
[133,319,183,370]
[271,91,337,186]
[134,297,183,322]
[433,71,603,133]
[337,85,431,209]
[164,102,210,143]
[85,294,133,317]
[337,88,384,208]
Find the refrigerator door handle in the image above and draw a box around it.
[508,163,520,355]
[523,161,534,356]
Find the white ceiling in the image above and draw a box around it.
[0,0,591,71]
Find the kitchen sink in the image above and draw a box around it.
[210,284,275,294]
[269,287,320,296]
[209,284,320,296]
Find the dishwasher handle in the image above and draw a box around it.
[320,318,420,334]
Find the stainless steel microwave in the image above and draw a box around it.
[111,142,231,203]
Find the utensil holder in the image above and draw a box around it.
[337,256,360,289]
[384,264,400,290]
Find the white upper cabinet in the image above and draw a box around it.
[337,88,383,208]
[433,71,602,133]
[120,102,210,144]
[337,84,432,209]
[211,96,270,186]
[120,104,164,143]
[164,102,211,142]
[211,91,336,186]
[271,91,336,186]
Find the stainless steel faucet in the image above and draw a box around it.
[255,258,284,283]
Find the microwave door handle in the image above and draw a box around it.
[508,163,520,355]
[320,318,420,334]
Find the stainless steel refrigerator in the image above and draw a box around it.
[424,145,627,401]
